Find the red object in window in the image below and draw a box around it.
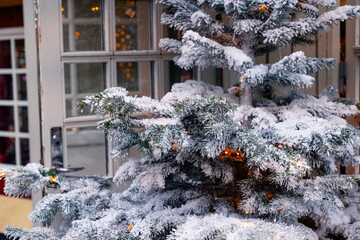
[0,6,23,28]
[0,178,5,195]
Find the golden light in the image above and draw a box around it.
[259,5,267,11]
[220,148,245,162]
[102,208,105,211]
[277,206,285,213]
[61,7,64,12]
[128,225,133,230]
[0,171,5,179]
[266,192,273,199]
[91,6,99,11]
[244,210,249,214]
[50,176,57,183]
[240,76,245,83]
[74,31,80,40]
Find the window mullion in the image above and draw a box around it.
[107,0,116,53]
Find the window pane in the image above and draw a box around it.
[66,127,107,176]
[64,62,106,117]
[18,106,28,133]
[62,0,104,52]
[164,60,196,94]
[15,39,26,69]
[0,106,14,131]
[0,137,15,164]
[117,61,152,97]
[115,0,152,51]
[20,138,29,166]
[0,41,11,68]
[17,74,27,100]
[0,75,13,100]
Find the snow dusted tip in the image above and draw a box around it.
[168,214,318,240]
[223,46,253,72]
[161,80,227,105]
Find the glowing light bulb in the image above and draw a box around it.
[50,176,57,183]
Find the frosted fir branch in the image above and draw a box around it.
[175,30,253,71]
[157,0,198,31]
[80,87,174,118]
[139,124,189,158]
[158,38,181,54]
[5,226,59,240]
[29,179,111,226]
[304,0,336,8]
[161,80,228,105]
[270,52,335,75]
[297,3,319,18]
[318,5,360,24]
[234,19,263,35]
[242,52,334,88]
[264,6,360,46]
[3,163,57,198]
[262,0,299,29]
[168,214,317,240]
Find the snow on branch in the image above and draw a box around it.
[264,6,360,46]
[242,51,334,88]
[3,163,57,198]
[175,30,253,71]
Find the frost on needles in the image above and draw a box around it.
[3,1,360,240]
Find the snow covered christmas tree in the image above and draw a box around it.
[3,0,360,239]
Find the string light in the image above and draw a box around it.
[128,225,133,230]
[277,206,285,213]
[0,171,5,179]
[50,176,57,183]
[220,148,245,162]
[266,192,273,199]
[259,5,267,11]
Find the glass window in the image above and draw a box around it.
[64,62,106,117]
[17,74,27,100]
[0,40,11,68]
[0,75,13,100]
[20,138,29,166]
[117,61,153,97]
[115,0,152,51]
[62,0,104,52]
[18,106,28,133]
[163,60,196,94]
[0,106,14,131]
[0,137,15,164]
[15,39,26,69]
[66,127,107,176]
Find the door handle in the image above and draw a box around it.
[51,127,63,168]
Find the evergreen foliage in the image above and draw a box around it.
[3,1,360,239]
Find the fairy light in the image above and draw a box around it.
[277,206,285,213]
[266,192,273,199]
[128,225,133,230]
[259,5,267,11]
[0,171,5,179]
[220,148,245,162]
[50,176,57,183]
